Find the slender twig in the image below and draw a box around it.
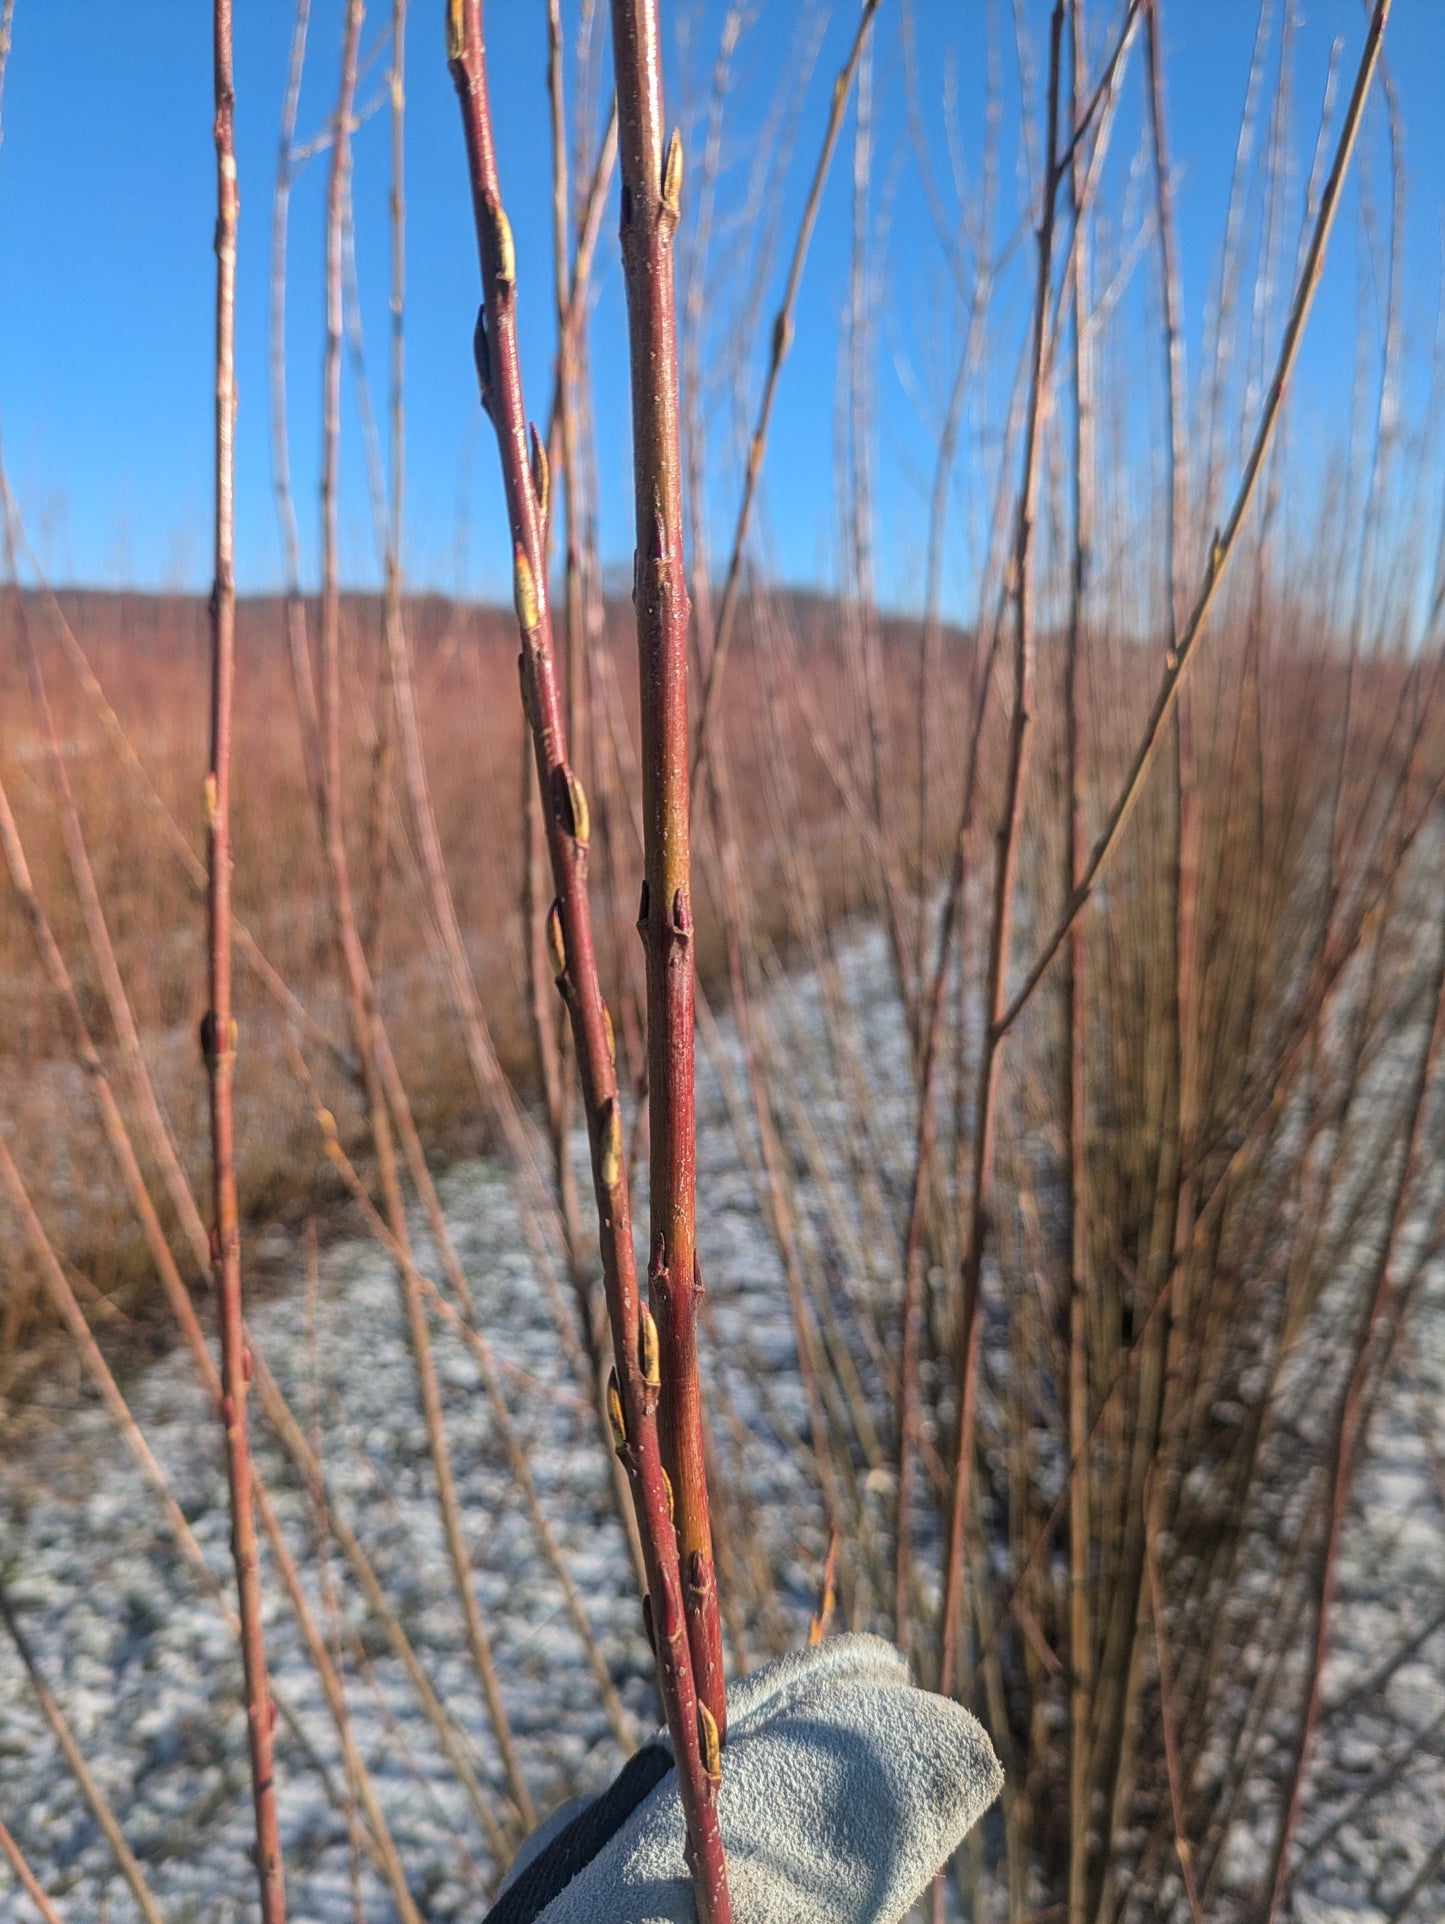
[996,0,1394,1040]
[0,1136,237,1630]
[1259,860,1445,1924]
[205,11,287,1913]
[689,0,883,811]
[1144,0,1196,1370]
[971,768,1445,1701]
[1143,1472,1205,1924]
[0,468,346,1075]
[287,0,538,1826]
[0,1814,65,1924]
[939,0,1065,1701]
[1063,9,1095,1917]
[1386,1833,1445,1924]
[247,1353,510,1866]
[306,22,617,1448]
[540,0,611,1431]
[538,13,623,1363]
[914,219,994,1017]
[0,698,469,1896]
[272,0,323,813]
[447,8,731,1916]
[1055,0,1142,181]
[301,1234,368,1924]
[361,0,408,972]
[295,1053,637,1753]
[1090,16,1202,1911]
[661,10,862,1628]
[896,11,1138,1664]
[0,1581,166,1924]
[606,0,726,1740]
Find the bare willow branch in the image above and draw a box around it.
[0,1814,65,1924]
[447,7,731,1915]
[294,1055,637,1754]
[0,1581,166,1924]
[1063,9,1096,1916]
[939,0,1066,1701]
[0,474,346,1074]
[206,10,287,1912]
[689,0,883,810]
[1259,871,1445,1923]
[607,0,726,1740]
[998,0,1394,1039]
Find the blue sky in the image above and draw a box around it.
[0,2,1441,619]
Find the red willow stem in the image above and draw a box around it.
[446,10,732,1919]
[606,0,726,1739]
[938,0,1066,1703]
[206,7,288,1917]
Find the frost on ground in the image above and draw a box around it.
[0,946,828,1923]
[1,923,1443,1922]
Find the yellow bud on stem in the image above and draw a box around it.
[513,546,539,632]
[639,1304,661,1388]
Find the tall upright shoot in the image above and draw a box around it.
[205,6,288,1916]
[1063,9,1095,1918]
[606,0,725,1736]
[446,5,732,1914]
[939,0,1066,1700]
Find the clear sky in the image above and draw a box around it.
[0,2,1441,619]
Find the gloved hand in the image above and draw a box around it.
[486,1632,1003,1923]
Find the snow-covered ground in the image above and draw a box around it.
[1,919,1442,1922]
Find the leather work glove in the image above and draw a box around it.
[485,1632,1003,1923]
